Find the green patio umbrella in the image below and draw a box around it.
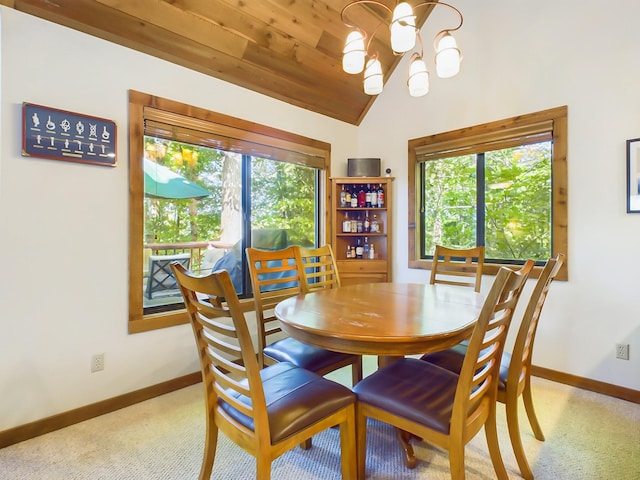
[144,158,210,200]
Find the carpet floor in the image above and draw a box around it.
[1,356,638,479]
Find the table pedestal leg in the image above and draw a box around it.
[379,356,419,468]
[378,355,403,368]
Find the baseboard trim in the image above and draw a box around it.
[532,365,639,403]
[0,371,201,449]
[1,367,637,449]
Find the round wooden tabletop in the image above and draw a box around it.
[274,282,484,356]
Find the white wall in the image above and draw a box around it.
[2,0,638,432]
[0,7,358,430]
[359,0,640,391]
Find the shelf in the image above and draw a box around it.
[331,177,393,284]
[336,232,385,236]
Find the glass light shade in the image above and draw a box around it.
[408,57,429,97]
[435,33,461,78]
[390,2,416,53]
[363,58,383,95]
[342,30,366,74]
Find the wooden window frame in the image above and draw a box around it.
[408,106,568,281]
[128,90,331,333]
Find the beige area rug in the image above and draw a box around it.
[1,358,639,479]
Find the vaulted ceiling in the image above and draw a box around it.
[6,0,438,125]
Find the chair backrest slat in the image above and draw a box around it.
[454,260,533,430]
[297,244,341,293]
[246,246,302,366]
[171,263,270,441]
[508,253,565,392]
[430,245,485,292]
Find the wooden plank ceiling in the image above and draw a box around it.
[6,0,438,125]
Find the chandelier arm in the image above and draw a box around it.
[413,1,463,33]
[340,0,393,29]
[415,30,424,58]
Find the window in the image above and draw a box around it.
[129,91,330,333]
[408,106,568,280]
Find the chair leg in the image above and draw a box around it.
[339,405,358,480]
[485,407,509,480]
[356,404,368,480]
[523,378,545,441]
[352,356,363,385]
[299,438,312,450]
[506,398,534,480]
[448,440,466,480]
[199,424,218,480]
[256,455,272,480]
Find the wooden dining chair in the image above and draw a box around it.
[246,246,362,386]
[421,254,565,480]
[170,263,357,480]
[353,263,533,480]
[430,245,485,292]
[296,244,341,293]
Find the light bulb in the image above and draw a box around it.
[408,57,429,97]
[435,33,461,78]
[342,30,366,74]
[390,2,416,53]
[363,58,383,95]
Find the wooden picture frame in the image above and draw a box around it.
[627,138,640,213]
[22,103,117,167]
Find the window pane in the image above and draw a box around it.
[422,154,477,256]
[251,158,317,249]
[484,142,552,261]
[143,137,242,310]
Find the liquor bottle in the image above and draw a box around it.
[350,186,358,207]
[357,185,366,208]
[370,214,379,233]
[346,243,352,258]
[377,184,384,208]
[356,214,364,233]
[364,210,371,232]
[363,237,370,259]
[369,242,375,259]
[355,238,364,259]
[350,214,358,233]
[339,185,347,208]
[350,244,356,259]
[345,185,352,207]
[342,212,351,233]
[370,186,377,209]
[365,183,372,207]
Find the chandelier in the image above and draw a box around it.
[341,1,463,97]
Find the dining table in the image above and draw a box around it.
[274,281,485,468]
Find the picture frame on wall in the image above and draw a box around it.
[627,138,640,213]
[22,102,117,167]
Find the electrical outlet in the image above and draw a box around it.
[91,353,105,372]
[616,344,629,360]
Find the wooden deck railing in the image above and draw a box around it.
[144,240,235,272]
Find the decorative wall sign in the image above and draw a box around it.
[22,103,117,167]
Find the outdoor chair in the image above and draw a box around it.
[145,252,191,299]
[421,254,565,479]
[430,245,485,292]
[170,263,357,480]
[353,263,533,479]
